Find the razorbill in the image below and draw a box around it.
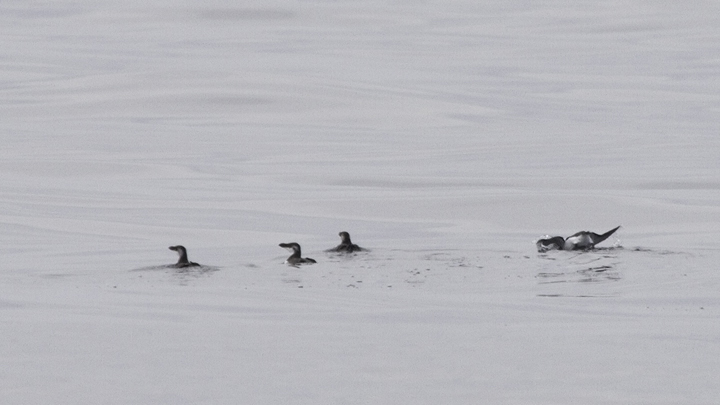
[326,231,365,253]
[279,242,316,265]
[168,245,200,268]
[536,226,621,252]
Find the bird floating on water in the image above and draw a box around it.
[168,245,200,268]
[536,226,621,252]
[279,242,317,265]
[326,231,366,253]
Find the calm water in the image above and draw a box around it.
[1,1,719,404]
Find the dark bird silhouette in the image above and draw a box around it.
[326,231,366,253]
[279,242,316,265]
[168,245,200,267]
[536,226,621,252]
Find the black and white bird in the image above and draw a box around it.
[326,231,365,253]
[168,245,200,268]
[536,226,621,252]
[279,242,317,265]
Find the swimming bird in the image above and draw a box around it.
[326,231,365,253]
[279,242,316,265]
[168,245,200,268]
[536,226,621,252]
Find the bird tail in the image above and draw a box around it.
[593,226,621,245]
